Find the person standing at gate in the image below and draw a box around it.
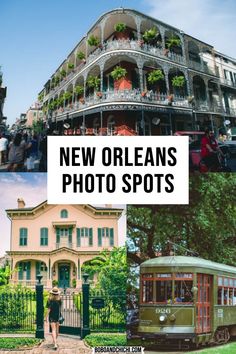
[46,287,62,350]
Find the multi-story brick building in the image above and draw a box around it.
[6,199,123,288]
[37,8,236,136]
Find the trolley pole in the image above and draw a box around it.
[81,273,90,339]
[35,274,44,339]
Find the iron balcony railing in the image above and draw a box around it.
[51,90,191,119]
[188,60,217,76]
[220,78,236,88]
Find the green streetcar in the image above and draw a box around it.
[138,256,236,348]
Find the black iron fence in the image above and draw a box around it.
[89,290,126,332]
[59,293,82,335]
[0,291,36,333]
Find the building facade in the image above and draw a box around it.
[37,8,236,136]
[7,199,123,288]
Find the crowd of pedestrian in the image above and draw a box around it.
[0,131,48,172]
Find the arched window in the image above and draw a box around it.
[60,209,68,218]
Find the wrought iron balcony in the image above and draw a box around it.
[189,60,217,76]
[220,78,236,88]
[51,89,191,119]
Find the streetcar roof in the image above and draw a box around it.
[140,256,236,275]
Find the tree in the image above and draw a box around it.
[82,247,127,312]
[32,119,44,134]
[127,174,236,266]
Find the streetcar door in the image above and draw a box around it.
[196,274,212,333]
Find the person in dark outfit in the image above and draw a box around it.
[46,287,62,350]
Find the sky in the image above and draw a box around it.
[1,0,236,125]
[0,173,126,256]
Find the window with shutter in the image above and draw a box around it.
[19,228,28,246]
[98,228,102,246]
[109,228,114,246]
[40,228,48,246]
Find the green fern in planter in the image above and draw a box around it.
[87,76,101,90]
[63,92,72,101]
[172,75,185,87]
[60,69,66,78]
[77,51,85,60]
[54,76,60,85]
[87,35,100,47]
[166,36,181,49]
[114,22,126,32]
[67,63,74,70]
[147,69,164,84]
[74,85,84,95]
[143,27,159,43]
[111,66,127,81]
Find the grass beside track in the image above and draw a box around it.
[189,341,236,353]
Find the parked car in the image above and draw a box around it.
[174,131,231,171]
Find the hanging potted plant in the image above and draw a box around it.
[166,36,181,50]
[86,75,101,91]
[143,27,159,45]
[74,85,84,97]
[147,69,164,96]
[87,35,100,47]
[171,75,185,88]
[67,63,74,72]
[77,51,86,62]
[60,69,67,80]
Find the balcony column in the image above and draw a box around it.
[159,26,166,52]
[179,35,187,64]
[100,18,106,46]
[137,61,144,92]
[216,83,225,116]
[83,72,88,99]
[99,61,105,92]
[163,66,170,94]
[183,70,191,97]
[134,16,142,42]
[204,79,211,107]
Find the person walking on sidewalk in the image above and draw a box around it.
[46,287,62,350]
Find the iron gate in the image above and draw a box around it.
[58,293,82,335]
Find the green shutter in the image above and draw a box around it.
[45,228,48,245]
[109,228,114,246]
[89,228,93,246]
[68,227,72,244]
[18,262,23,280]
[36,261,40,279]
[98,228,102,246]
[26,262,31,280]
[25,228,28,246]
[56,228,60,244]
[77,228,81,247]
[20,228,27,246]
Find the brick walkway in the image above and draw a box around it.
[0,334,91,354]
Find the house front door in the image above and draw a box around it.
[58,264,70,288]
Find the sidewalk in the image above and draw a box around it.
[0,334,91,354]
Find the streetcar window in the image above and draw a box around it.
[156,280,172,303]
[142,280,153,302]
[174,280,193,303]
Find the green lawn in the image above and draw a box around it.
[189,342,236,353]
[0,337,41,349]
[84,333,127,347]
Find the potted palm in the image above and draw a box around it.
[165,35,181,55]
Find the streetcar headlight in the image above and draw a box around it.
[159,315,167,323]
